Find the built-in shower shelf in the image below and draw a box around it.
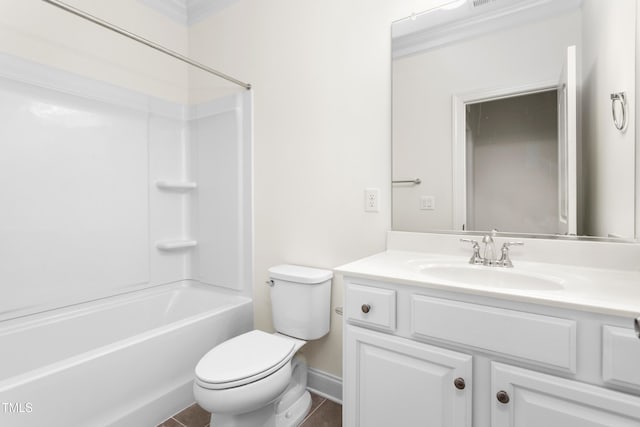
[156,240,198,251]
[155,180,198,191]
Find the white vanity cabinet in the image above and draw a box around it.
[342,277,640,427]
[344,325,472,427]
[343,282,472,427]
[492,363,640,426]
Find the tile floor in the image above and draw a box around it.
[157,392,342,427]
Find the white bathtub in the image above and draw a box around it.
[0,282,252,426]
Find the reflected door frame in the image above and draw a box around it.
[452,81,557,232]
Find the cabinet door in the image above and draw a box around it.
[344,325,472,427]
[492,362,640,426]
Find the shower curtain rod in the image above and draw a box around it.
[40,0,251,90]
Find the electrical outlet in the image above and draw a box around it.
[365,188,380,212]
[420,196,435,210]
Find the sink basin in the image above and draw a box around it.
[416,264,564,291]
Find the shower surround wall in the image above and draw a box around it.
[0,2,254,425]
[0,52,253,319]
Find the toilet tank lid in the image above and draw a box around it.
[268,264,333,284]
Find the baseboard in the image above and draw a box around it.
[306,367,342,404]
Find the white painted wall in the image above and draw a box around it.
[581,0,636,238]
[392,10,580,232]
[637,0,640,239]
[189,0,443,377]
[0,0,190,103]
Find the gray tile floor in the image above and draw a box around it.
[157,392,342,427]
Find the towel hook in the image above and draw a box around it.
[611,92,627,131]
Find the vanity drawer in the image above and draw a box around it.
[603,325,640,389]
[411,295,576,372]
[345,283,396,331]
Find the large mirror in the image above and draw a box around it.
[392,0,637,239]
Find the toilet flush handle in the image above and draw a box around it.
[265,280,274,287]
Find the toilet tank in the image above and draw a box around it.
[268,265,333,340]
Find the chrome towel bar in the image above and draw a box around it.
[392,178,422,185]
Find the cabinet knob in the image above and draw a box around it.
[361,304,371,314]
[496,390,510,404]
[454,377,466,390]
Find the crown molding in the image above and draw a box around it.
[139,0,237,26]
[392,0,582,58]
[139,0,188,25]
[187,0,237,25]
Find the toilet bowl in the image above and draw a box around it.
[194,330,306,416]
[193,265,332,427]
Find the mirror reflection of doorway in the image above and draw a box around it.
[465,91,559,234]
[453,45,577,236]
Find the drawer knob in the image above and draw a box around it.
[496,390,510,404]
[361,304,371,314]
[454,377,466,390]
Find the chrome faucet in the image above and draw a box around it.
[461,231,523,268]
[482,231,497,266]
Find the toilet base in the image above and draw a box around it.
[208,355,312,427]
[211,402,277,427]
[275,390,311,427]
[209,390,311,427]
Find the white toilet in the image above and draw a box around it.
[193,264,333,427]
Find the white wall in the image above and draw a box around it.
[392,10,580,232]
[0,0,190,103]
[189,0,442,377]
[581,0,636,238]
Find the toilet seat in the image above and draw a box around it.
[195,330,297,390]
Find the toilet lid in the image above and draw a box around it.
[195,330,295,389]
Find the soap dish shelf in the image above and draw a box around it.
[156,240,198,251]
[156,180,198,191]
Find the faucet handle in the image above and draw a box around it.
[460,239,483,264]
[501,241,524,249]
[460,238,479,248]
[498,241,524,268]
[502,241,524,247]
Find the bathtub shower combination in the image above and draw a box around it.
[0,2,253,426]
[0,283,252,426]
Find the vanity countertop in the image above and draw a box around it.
[335,250,640,318]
